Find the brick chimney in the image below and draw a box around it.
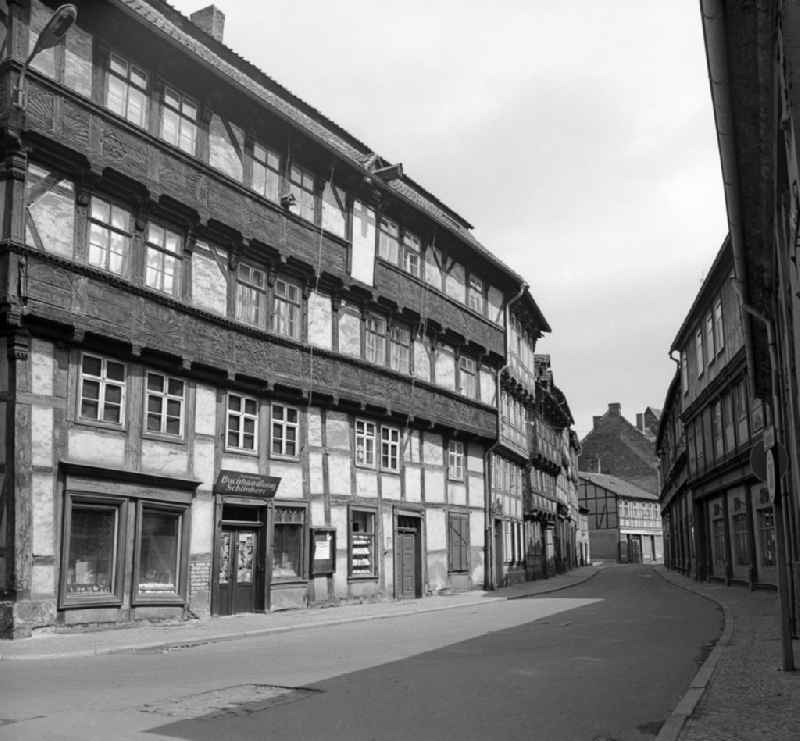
[190,5,225,43]
[636,412,644,431]
[592,415,602,429]
[608,402,621,416]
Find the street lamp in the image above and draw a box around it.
[14,3,78,109]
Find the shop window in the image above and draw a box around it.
[145,372,184,436]
[106,53,148,128]
[355,419,376,467]
[732,512,750,566]
[25,163,75,260]
[322,181,347,238]
[758,509,776,566]
[448,440,464,481]
[365,315,387,365]
[271,404,299,459]
[273,506,305,580]
[235,262,267,327]
[447,511,469,572]
[272,278,302,340]
[403,231,421,278]
[145,223,182,296]
[389,325,410,373]
[88,196,132,276]
[136,505,182,597]
[378,217,400,264]
[160,86,198,155]
[227,394,258,451]
[288,163,316,222]
[251,143,281,203]
[467,274,484,314]
[349,508,376,577]
[458,356,477,399]
[381,426,400,472]
[79,353,126,425]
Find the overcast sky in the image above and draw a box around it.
[171,0,727,439]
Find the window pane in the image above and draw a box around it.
[273,522,302,578]
[67,506,117,594]
[82,355,102,376]
[138,510,180,593]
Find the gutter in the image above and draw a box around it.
[483,282,528,590]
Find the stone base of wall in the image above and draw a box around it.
[189,554,212,618]
[0,598,57,639]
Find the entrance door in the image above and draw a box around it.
[217,527,259,616]
[494,520,504,588]
[398,530,417,598]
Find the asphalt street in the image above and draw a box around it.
[0,565,722,741]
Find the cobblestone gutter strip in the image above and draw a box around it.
[505,566,602,599]
[653,568,734,741]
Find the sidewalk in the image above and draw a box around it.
[655,567,800,741]
[0,565,600,661]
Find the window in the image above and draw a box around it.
[467,274,484,314]
[448,440,464,480]
[350,509,376,577]
[447,512,469,572]
[145,372,184,436]
[226,394,258,451]
[365,315,387,365]
[322,181,347,238]
[458,356,477,399]
[695,328,704,378]
[137,506,182,596]
[288,163,315,222]
[714,298,724,354]
[106,53,148,128]
[381,426,400,472]
[88,197,132,276]
[736,381,749,445]
[251,143,281,203]
[403,231,421,278]
[758,509,776,566]
[732,512,750,566]
[273,506,305,580]
[65,501,121,598]
[389,325,410,373]
[271,404,299,458]
[160,86,198,155]
[712,400,723,460]
[355,419,376,467]
[705,314,715,364]
[235,262,267,327]
[723,393,735,453]
[79,354,126,425]
[272,278,302,340]
[680,350,688,395]
[145,223,182,296]
[503,520,512,562]
[378,217,400,263]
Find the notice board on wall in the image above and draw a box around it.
[311,528,336,576]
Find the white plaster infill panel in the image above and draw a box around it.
[470,510,486,548]
[31,339,54,396]
[330,505,349,597]
[326,412,350,450]
[190,496,213,555]
[308,292,333,351]
[422,433,443,465]
[141,439,189,476]
[425,469,445,503]
[308,451,324,494]
[31,405,54,467]
[327,454,351,495]
[68,428,126,466]
[270,460,303,499]
[193,438,215,491]
[449,482,467,507]
[467,442,484,473]
[468,473,484,508]
[307,408,323,447]
[404,467,421,502]
[381,474,401,500]
[32,563,54,597]
[426,508,446,550]
[220,454,259,474]
[310,499,325,526]
[355,468,378,498]
[194,384,217,436]
[32,472,55,556]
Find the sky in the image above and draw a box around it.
[170,0,728,439]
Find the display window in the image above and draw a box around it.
[272,506,306,581]
[349,508,377,578]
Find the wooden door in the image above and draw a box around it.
[217,527,258,615]
[398,530,417,598]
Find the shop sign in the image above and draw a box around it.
[214,470,281,498]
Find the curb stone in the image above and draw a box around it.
[653,568,734,741]
[0,568,599,661]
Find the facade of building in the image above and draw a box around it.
[578,472,663,563]
[700,0,800,635]
[578,403,660,494]
[658,238,775,588]
[0,1,578,638]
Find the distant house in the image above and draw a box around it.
[578,403,660,494]
[578,472,663,563]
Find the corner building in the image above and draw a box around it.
[0,1,554,636]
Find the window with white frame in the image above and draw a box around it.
[251,143,281,203]
[389,325,410,373]
[145,223,182,296]
[144,372,184,436]
[88,196,132,276]
[695,328,704,378]
[272,278,302,340]
[106,53,148,128]
[271,404,299,458]
[458,356,477,399]
[713,297,724,354]
[235,262,267,327]
[288,163,315,222]
[350,508,376,577]
[79,354,126,425]
[467,274,484,314]
[381,426,400,472]
[160,86,198,155]
[355,419,376,467]
[403,231,421,278]
[378,217,400,264]
[226,394,258,451]
[448,439,464,480]
[365,315,387,365]
[705,313,715,364]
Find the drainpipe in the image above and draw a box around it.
[483,281,528,590]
